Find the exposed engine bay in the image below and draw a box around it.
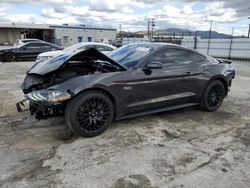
[23,59,119,94]
[21,47,126,94]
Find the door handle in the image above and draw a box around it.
[185,72,202,76]
[186,71,194,75]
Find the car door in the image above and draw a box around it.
[143,48,204,106]
[17,43,40,59]
[39,43,53,53]
[114,48,204,117]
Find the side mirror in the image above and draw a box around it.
[146,61,163,69]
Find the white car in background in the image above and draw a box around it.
[14,39,43,46]
[36,42,116,63]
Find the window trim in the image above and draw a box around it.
[141,47,206,67]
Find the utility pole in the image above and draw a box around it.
[228,27,234,59]
[207,20,213,55]
[248,16,250,38]
[151,18,155,41]
[248,24,250,38]
[119,24,123,41]
[194,31,198,49]
[147,19,150,39]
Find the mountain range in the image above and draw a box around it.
[136,28,233,39]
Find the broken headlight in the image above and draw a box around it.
[26,89,71,103]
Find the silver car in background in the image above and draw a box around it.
[36,42,116,63]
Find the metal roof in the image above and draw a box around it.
[0,23,116,31]
[0,23,52,29]
[49,25,116,31]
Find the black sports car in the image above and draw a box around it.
[0,42,63,62]
[16,43,235,137]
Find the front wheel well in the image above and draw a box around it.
[72,88,117,117]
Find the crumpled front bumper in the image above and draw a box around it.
[16,98,65,120]
[16,99,29,112]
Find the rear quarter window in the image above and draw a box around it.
[190,52,206,63]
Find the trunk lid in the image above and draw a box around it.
[217,59,232,64]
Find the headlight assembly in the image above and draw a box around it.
[26,89,71,103]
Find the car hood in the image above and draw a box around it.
[27,48,127,75]
[38,50,64,57]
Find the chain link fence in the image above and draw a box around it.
[181,27,250,60]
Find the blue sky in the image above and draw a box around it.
[0,0,249,35]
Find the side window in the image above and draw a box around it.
[150,49,191,65]
[105,46,114,51]
[85,45,94,49]
[76,46,85,51]
[96,46,114,51]
[24,43,39,49]
[40,43,51,48]
[190,53,206,63]
[95,45,106,51]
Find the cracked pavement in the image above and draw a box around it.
[0,60,250,188]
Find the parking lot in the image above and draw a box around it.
[0,60,250,188]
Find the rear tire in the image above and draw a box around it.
[200,80,226,111]
[65,91,114,137]
[6,53,16,62]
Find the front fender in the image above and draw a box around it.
[48,73,117,95]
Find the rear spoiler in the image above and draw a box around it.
[217,59,232,64]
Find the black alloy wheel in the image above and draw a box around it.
[76,98,111,133]
[200,80,226,111]
[65,91,114,137]
[207,84,224,107]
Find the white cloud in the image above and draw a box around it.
[41,8,67,19]
[183,5,193,14]
[0,0,248,33]
[66,6,89,16]
[89,0,133,13]
[131,1,153,9]
[0,0,76,6]
[0,7,7,16]
[163,5,181,17]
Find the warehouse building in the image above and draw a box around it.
[0,23,117,46]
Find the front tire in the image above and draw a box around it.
[200,80,226,111]
[65,91,114,137]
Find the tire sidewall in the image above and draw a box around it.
[202,80,225,111]
[65,91,114,137]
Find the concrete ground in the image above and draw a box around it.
[0,60,250,188]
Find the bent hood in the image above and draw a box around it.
[27,48,127,75]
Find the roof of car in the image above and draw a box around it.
[75,42,116,49]
[127,42,180,48]
[22,41,60,47]
[124,42,207,57]
[18,38,42,41]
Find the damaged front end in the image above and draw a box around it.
[16,48,126,120]
[16,89,72,119]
